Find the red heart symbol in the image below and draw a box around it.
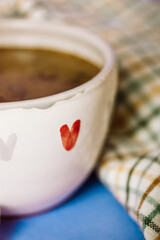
[60,119,81,151]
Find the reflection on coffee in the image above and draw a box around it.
[0,48,100,102]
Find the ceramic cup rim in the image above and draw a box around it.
[0,19,116,110]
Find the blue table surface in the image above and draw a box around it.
[1,174,145,240]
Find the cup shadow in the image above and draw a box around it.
[0,174,97,240]
[0,207,20,240]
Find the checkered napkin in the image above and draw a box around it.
[1,1,160,239]
[98,26,160,240]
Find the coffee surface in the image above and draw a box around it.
[0,48,100,102]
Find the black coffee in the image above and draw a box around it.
[0,48,100,102]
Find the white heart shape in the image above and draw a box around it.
[0,133,17,161]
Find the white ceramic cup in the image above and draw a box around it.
[0,20,117,216]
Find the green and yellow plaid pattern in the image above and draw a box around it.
[1,1,160,239]
[99,25,160,240]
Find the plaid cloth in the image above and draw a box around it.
[0,1,160,239]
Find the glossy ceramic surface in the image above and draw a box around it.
[0,20,117,216]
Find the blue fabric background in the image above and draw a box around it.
[1,175,145,240]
